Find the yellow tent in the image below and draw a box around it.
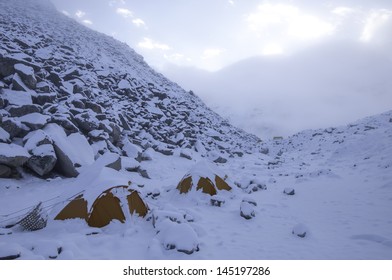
[177,162,232,196]
[54,186,148,228]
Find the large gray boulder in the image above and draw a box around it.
[0,143,30,167]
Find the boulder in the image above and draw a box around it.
[27,144,57,176]
[1,118,30,138]
[12,73,30,91]
[7,104,41,117]
[44,124,94,177]
[23,129,53,151]
[14,63,37,89]
[0,164,12,178]
[0,143,30,167]
[18,113,50,130]
[31,92,57,105]
[0,127,10,143]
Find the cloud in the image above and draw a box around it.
[262,43,284,55]
[82,19,93,25]
[62,10,70,16]
[132,18,146,27]
[228,0,235,6]
[138,37,170,51]
[332,6,355,17]
[246,4,335,41]
[75,10,86,18]
[360,9,392,42]
[201,48,224,60]
[109,0,125,7]
[116,8,133,18]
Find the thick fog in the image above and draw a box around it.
[163,42,392,138]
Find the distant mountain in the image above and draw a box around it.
[0,0,263,178]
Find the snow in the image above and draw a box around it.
[1,89,33,105]
[0,127,10,143]
[0,143,30,158]
[118,79,131,89]
[14,63,34,76]
[18,113,50,126]
[23,130,50,151]
[31,144,55,157]
[43,124,94,167]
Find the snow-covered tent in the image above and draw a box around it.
[176,161,232,196]
[54,186,148,228]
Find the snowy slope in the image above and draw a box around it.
[1,0,392,260]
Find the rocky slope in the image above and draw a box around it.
[0,0,264,179]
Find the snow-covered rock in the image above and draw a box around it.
[0,243,22,260]
[44,124,94,177]
[157,220,199,254]
[0,143,30,167]
[0,127,10,143]
[240,199,257,220]
[283,187,295,195]
[292,224,308,238]
[27,144,57,176]
[17,113,50,130]
[14,63,37,89]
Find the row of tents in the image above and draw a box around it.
[4,162,233,230]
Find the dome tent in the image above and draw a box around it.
[54,185,148,228]
[176,161,232,196]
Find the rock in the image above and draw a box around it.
[1,89,33,106]
[0,164,12,178]
[85,101,103,114]
[248,182,267,193]
[1,118,30,138]
[0,127,10,143]
[49,116,79,134]
[27,144,57,176]
[105,155,122,171]
[0,143,30,167]
[283,188,295,195]
[7,104,41,117]
[14,63,37,89]
[31,92,57,105]
[12,73,30,91]
[17,113,50,130]
[292,224,307,238]
[138,167,150,179]
[214,156,227,164]
[157,221,199,255]
[140,148,153,161]
[0,54,40,77]
[180,150,192,160]
[23,129,53,151]
[36,81,50,92]
[74,113,99,133]
[0,243,21,260]
[47,72,62,87]
[240,199,256,220]
[109,123,121,145]
[43,124,94,177]
[210,195,225,207]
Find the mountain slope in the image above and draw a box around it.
[0,0,263,179]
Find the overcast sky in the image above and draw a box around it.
[51,0,392,137]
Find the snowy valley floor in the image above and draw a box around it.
[1,112,392,260]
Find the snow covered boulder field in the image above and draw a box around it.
[1,0,392,260]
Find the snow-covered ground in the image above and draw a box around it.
[1,111,391,259]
